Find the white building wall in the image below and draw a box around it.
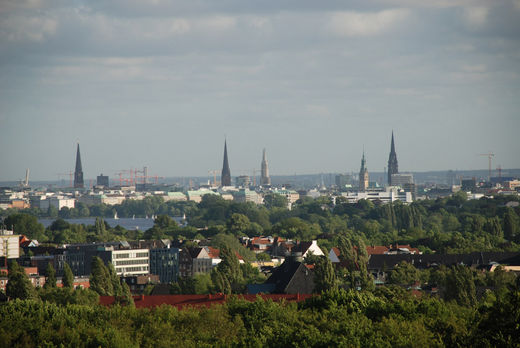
[111,249,149,276]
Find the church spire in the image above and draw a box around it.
[221,140,231,186]
[260,148,271,186]
[74,143,84,188]
[387,131,399,185]
[359,148,368,191]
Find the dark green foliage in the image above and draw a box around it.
[387,261,420,286]
[62,262,74,288]
[89,257,114,296]
[3,213,45,240]
[43,262,57,289]
[1,285,520,347]
[445,265,477,306]
[313,256,337,293]
[504,207,519,241]
[475,290,520,347]
[6,261,38,300]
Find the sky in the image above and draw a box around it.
[1,0,519,181]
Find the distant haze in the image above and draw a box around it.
[1,1,519,181]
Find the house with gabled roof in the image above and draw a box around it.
[261,257,315,294]
[179,247,211,278]
[292,240,324,258]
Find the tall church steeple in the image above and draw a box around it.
[260,148,271,186]
[221,140,231,186]
[74,143,84,188]
[387,131,399,185]
[359,149,369,191]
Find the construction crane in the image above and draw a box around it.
[478,153,495,181]
[135,167,164,185]
[19,168,30,188]
[56,171,73,188]
[208,170,219,187]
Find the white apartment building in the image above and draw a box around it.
[0,229,20,259]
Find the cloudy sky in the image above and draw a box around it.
[1,0,519,181]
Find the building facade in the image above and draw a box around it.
[149,247,180,284]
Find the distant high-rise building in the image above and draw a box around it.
[387,131,399,185]
[236,175,250,187]
[97,174,109,188]
[335,174,351,191]
[74,143,84,189]
[260,148,271,186]
[221,140,231,186]
[359,150,369,191]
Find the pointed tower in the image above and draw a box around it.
[74,143,84,188]
[359,150,369,191]
[260,148,271,186]
[387,131,399,185]
[221,140,231,186]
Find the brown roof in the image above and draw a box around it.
[99,294,313,309]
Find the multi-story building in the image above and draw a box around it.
[179,247,212,278]
[236,175,250,188]
[0,229,20,259]
[39,196,75,210]
[57,242,149,277]
[233,189,263,204]
[341,187,412,204]
[149,247,180,284]
[390,173,414,187]
[96,174,109,188]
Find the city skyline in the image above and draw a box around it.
[1,1,519,180]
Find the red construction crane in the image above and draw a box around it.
[56,172,73,188]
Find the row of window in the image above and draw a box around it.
[115,259,150,266]
[116,266,149,273]
[114,252,149,259]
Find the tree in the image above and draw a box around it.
[43,263,57,289]
[6,261,37,300]
[62,262,74,288]
[107,262,122,296]
[264,193,288,209]
[89,257,113,296]
[504,208,518,241]
[154,214,176,229]
[444,265,477,306]
[226,213,251,236]
[213,246,243,293]
[314,256,337,293]
[387,261,420,286]
[3,213,45,240]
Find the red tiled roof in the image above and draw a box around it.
[99,294,314,309]
[205,246,243,260]
[366,246,389,255]
[206,246,220,259]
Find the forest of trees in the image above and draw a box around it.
[1,193,520,346]
[1,283,519,347]
[3,192,520,255]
